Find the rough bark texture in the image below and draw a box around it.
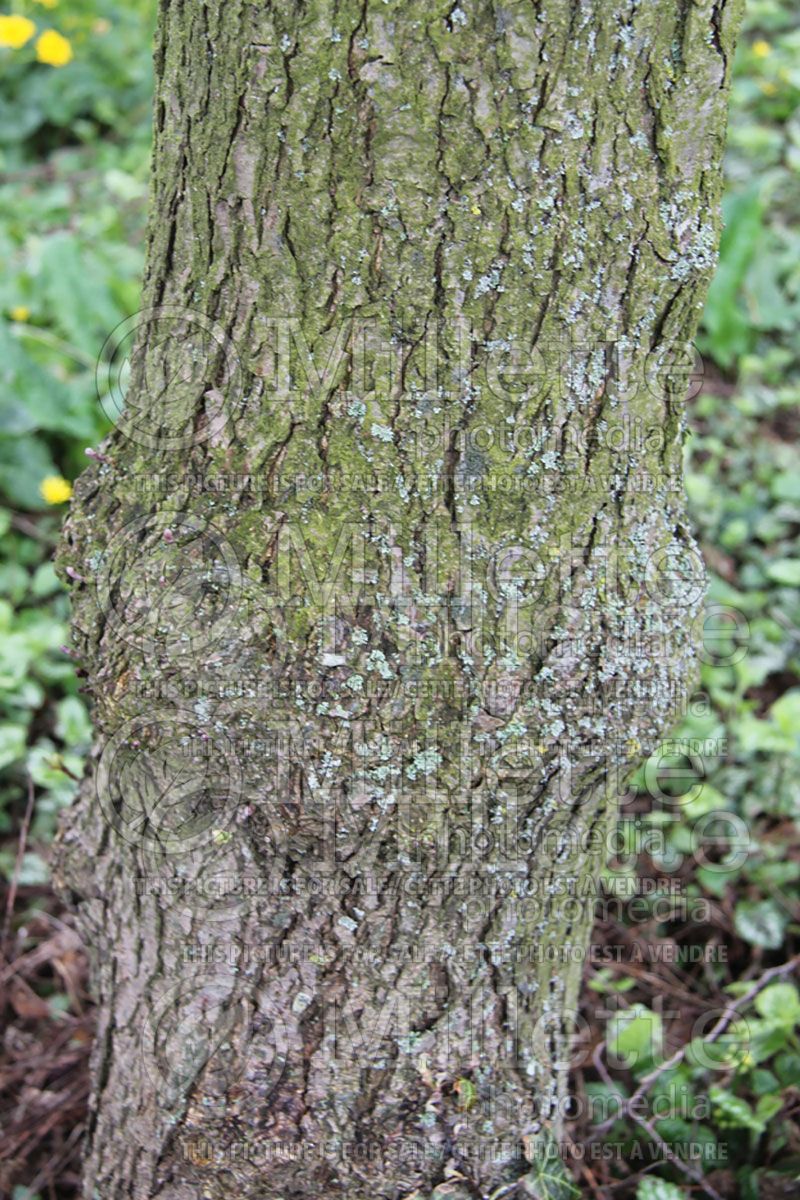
[55,2,743,1198]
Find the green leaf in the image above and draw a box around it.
[30,562,62,599]
[755,982,800,1026]
[698,864,741,896]
[0,323,73,437]
[55,696,92,749]
[751,1021,792,1063]
[736,1165,762,1200]
[584,1080,628,1128]
[607,1004,663,1072]
[519,1159,580,1200]
[709,1086,765,1133]
[686,1016,752,1071]
[702,187,764,367]
[735,899,788,950]
[755,1093,784,1124]
[0,562,29,603]
[636,1179,685,1200]
[0,633,35,691]
[15,851,49,886]
[38,231,122,356]
[748,861,800,888]
[0,722,27,770]
[588,967,637,994]
[654,1117,723,1166]
[774,1052,800,1086]
[0,436,58,511]
[771,471,800,502]
[750,1067,780,1095]
[765,558,800,585]
[516,1127,583,1198]
[769,690,800,739]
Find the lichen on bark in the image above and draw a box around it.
[55,2,744,1198]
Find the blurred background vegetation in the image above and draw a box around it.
[0,1,798,1198]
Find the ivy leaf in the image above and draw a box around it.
[54,696,92,750]
[735,899,788,949]
[520,1131,580,1200]
[709,1086,765,1133]
[0,721,27,771]
[607,1004,663,1072]
[636,1179,685,1200]
[775,1052,800,1086]
[765,558,800,586]
[755,982,800,1026]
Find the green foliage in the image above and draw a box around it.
[0,0,152,874]
[735,899,788,949]
[0,151,147,506]
[606,1006,663,1072]
[702,188,765,367]
[519,1134,582,1200]
[636,1179,684,1200]
[0,0,151,517]
[755,982,800,1024]
[701,6,800,371]
[0,518,89,885]
[0,0,154,158]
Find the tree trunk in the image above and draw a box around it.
[55,2,743,1197]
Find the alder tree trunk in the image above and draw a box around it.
[55,2,743,1197]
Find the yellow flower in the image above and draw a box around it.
[0,14,36,48]
[33,0,58,7]
[752,40,772,59]
[36,27,71,66]
[9,305,30,322]
[40,475,73,504]
[760,80,778,96]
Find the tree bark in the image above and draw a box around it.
[55,2,743,1197]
